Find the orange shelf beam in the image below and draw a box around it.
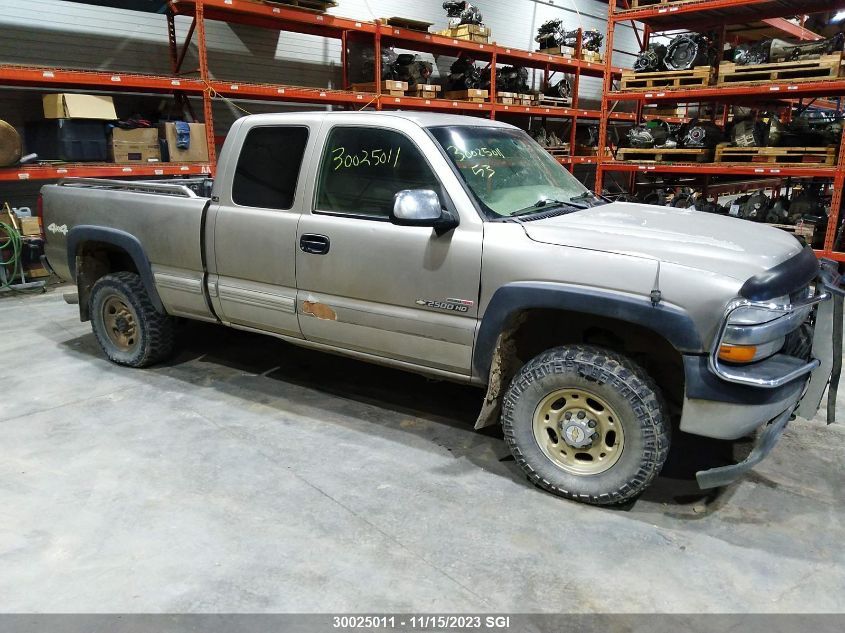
[0,163,212,182]
[0,65,204,94]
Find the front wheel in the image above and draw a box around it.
[502,345,669,505]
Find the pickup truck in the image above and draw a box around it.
[40,111,843,505]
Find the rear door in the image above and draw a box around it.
[294,121,483,376]
[206,120,316,337]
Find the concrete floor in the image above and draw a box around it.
[1,285,844,614]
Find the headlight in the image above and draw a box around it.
[726,295,790,325]
[718,294,809,364]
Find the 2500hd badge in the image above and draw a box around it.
[415,298,475,312]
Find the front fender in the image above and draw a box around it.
[472,281,703,381]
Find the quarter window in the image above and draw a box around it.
[232,126,309,210]
[315,127,441,218]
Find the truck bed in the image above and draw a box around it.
[41,177,214,319]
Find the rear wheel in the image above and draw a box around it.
[502,345,669,505]
[89,271,175,367]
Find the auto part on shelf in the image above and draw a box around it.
[535,21,603,52]
[357,45,399,81]
[681,120,724,149]
[770,33,844,62]
[671,188,696,208]
[481,65,530,93]
[730,114,783,147]
[732,40,771,65]
[446,55,482,90]
[733,191,770,222]
[664,33,715,71]
[530,128,563,147]
[694,196,721,214]
[766,197,790,224]
[627,119,676,149]
[394,54,433,88]
[581,29,604,53]
[731,34,845,65]
[443,1,483,27]
[0,120,22,167]
[779,113,843,147]
[575,124,600,149]
[633,43,667,73]
[544,77,572,99]
[787,185,829,225]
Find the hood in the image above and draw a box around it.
[521,202,803,281]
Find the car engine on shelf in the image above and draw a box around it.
[442,1,483,27]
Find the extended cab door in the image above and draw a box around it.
[206,118,318,337]
[295,120,483,377]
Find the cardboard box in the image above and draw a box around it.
[19,217,42,237]
[43,94,117,120]
[110,127,160,163]
[158,122,209,163]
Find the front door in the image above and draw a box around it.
[295,124,483,376]
[207,123,314,337]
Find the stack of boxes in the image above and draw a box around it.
[23,93,209,164]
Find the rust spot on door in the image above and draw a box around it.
[302,300,337,321]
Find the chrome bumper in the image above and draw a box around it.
[708,291,828,389]
[708,258,843,422]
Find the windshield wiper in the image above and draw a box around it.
[569,190,610,206]
[511,198,578,217]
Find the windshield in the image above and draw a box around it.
[429,125,591,218]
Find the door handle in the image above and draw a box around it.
[300,234,330,255]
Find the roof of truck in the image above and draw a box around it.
[242,111,516,129]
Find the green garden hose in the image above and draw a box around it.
[0,220,23,289]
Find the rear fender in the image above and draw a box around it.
[67,225,164,318]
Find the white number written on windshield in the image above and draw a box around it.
[331,146,401,171]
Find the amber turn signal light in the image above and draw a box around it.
[718,343,758,363]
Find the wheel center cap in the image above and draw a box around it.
[561,411,596,449]
[115,315,130,333]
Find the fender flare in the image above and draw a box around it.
[67,225,164,313]
[472,282,704,380]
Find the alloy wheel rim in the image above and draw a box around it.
[532,388,625,475]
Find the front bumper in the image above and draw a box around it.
[684,258,844,488]
[696,407,791,489]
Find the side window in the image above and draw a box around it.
[315,126,441,218]
[232,126,309,209]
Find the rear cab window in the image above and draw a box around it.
[314,126,444,219]
[232,126,309,210]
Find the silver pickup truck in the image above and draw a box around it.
[41,111,843,505]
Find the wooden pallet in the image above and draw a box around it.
[444,89,488,102]
[263,0,338,12]
[538,46,603,63]
[621,67,713,91]
[352,80,407,96]
[714,143,837,166]
[378,16,433,32]
[544,144,571,157]
[408,84,441,99]
[538,95,573,107]
[496,91,518,105]
[624,0,698,9]
[435,24,490,43]
[718,54,843,85]
[518,93,536,105]
[616,147,712,163]
[771,222,816,242]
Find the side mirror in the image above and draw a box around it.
[390,189,459,235]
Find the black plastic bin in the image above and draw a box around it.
[25,119,108,162]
